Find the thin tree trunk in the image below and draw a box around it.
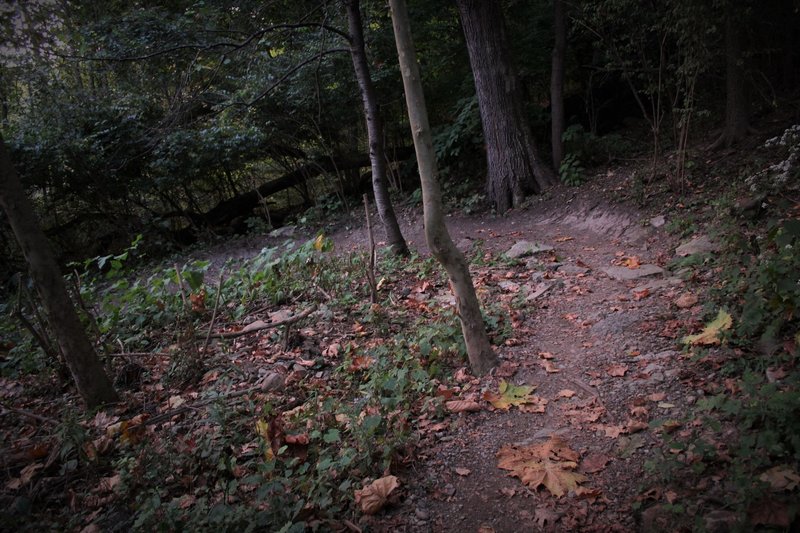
[455,0,556,213]
[389,0,498,375]
[345,0,408,255]
[712,5,749,149]
[0,136,118,408]
[550,0,566,170]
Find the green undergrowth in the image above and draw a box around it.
[643,129,800,530]
[1,235,513,531]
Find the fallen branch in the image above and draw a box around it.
[142,373,284,427]
[0,401,59,425]
[202,304,318,339]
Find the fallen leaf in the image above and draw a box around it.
[5,462,42,490]
[633,288,650,300]
[674,293,698,308]
[629,406,649,417]
[749,499,792,528]
[497,437,586,497]
[646,392,666,402]
[499,487,516,498]
[657,402,676,409]
[759,465,800,491]
[534,507,562,527]
[538,351,555,359]
[477,526,495,533]
[483,380,539,410]
[495,360,519,378]
[285,433,309,445]
[446,400,481,413]
[580,453,612,473]
[168,395,185,409]
[519,396,549,413]
[557,389,576,399]
[766,367,788,383]
[355,475,399,514]
[626,420,649,433]
[623,256,641,269]
[540,360,560,373]
[682,310,732,346]
[455,467,471,476]
[555,236,574,242]
[348,355,374,371]
[607,364,628,377]
[602,425,627,438]
[665,490,679,504]
[179,494,197,509]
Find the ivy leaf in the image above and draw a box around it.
[682,309,733,346]
[483,380,538,410]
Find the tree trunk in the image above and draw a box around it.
[0,136,118,408]
[455,0,556,213]
[389,0,498,376]
[550,0,566,169]
[344,0,408,256]
[712,5,749,149]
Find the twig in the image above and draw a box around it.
[202,304,318,339]
[363,194,378,304]
[0,401,59,425]
[202,269,226,354]
[141,375,284,427]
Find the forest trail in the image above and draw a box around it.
[330,189,705,532]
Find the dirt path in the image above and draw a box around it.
[332,190,700,532]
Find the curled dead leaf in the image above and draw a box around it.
[607,364,628,377]
[446,400,481,413]
[455,467,471,476]
[355,475,399,515]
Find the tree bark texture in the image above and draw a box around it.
[0,136,118,408]
[344,0,408,256]
[550,0,566,169]
[455,0,556,213]
[389,0,498,375]
[714,5,749,149]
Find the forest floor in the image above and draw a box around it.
[328,179,719,532]
[2,158,790,532]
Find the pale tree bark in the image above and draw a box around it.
[712,4,749,149]
[0,136,118,408]
[389,0,497,375]
[550,0,566,169]
[344,0,408,255]
[455,0,556,213]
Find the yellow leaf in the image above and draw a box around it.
[483,380,538,410]
[682,310,733,346]
[355,475,399,514]
[314,234,325,251]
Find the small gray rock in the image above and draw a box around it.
[650,215,666,228]
[269,225,296,238]
[506,240,554,259]
[559,264,590,275]
[602,264,664,281]
[676,235,718,257]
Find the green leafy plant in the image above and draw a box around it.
[559,153,585,187]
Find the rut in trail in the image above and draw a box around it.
[362,200,695,532]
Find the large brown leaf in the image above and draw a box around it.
[497,437,586,497]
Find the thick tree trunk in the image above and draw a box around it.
[0,137,118,408]
[455,0,556,213]
[713,6,749,149]
[389,0,497,376]
[344,0,408,256]
[550,0,566,170]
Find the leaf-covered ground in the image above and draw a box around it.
[1,164,798,532]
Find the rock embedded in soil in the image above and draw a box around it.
[675,234,718,256]
[601,264,664,281]
[505,240,554,259]
[559,264,590,275]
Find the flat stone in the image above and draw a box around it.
[525,281,557,302]
[602,264,664,281]
[631,276,683,293]
[559,264,590,275]
[506,240,554,259]
[269,225,296,238]
[498,280,521,292]
[676,235,718,256]
[650,215,666,228]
